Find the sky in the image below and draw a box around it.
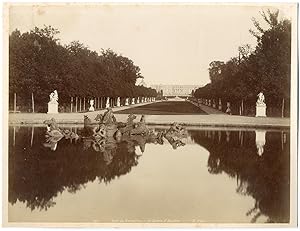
[8,3,294,86]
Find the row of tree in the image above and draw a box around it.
[194,10,291,114]
[9,26,157,111]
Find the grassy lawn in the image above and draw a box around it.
[115,101,207,115]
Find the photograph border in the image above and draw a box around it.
[2,2,298,228]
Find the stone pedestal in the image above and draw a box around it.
[256,105,266,117]
[47,102,58,114]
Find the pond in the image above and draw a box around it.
[8,125,290,224]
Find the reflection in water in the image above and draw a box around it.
[9,125,187,212]
[255,130,266,156]
[190,129,290,223]
[13,126,15,147]
[9,128,142,211]
[239,130,244,146]
[30,127,34,147]
[8,126,289,223]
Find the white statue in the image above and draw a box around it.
[212,100,216,108]
[226,102,232,115]
[218,98,222,111]
[137,97,140,104]
[256,92,266,106]
[89,99,95,111]
[125,98,129,106]
[117,97,121,107]
[49,90,58,103]
[106,97,110,108]
[256,92,267,117]
[132,98,135,105]
[47,90,59,114]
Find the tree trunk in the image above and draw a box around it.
[75,97,78,112]
[83,97,86,111]
[281,98,285,118]
[14,93,16,112]
[241,100,244,115]
[79,98,82,112]
[31,93,34,113]
[70,97,73,113]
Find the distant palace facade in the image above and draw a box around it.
[150,84,203,97]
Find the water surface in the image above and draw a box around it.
[8,126,290,223]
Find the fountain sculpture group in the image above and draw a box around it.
[43,108,187,152]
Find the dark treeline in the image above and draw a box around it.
[9,26,157,112]
[190,129,290,223]
[9,126,141,211]
[194,10,291,117]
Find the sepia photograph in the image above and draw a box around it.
[2,2,298,228]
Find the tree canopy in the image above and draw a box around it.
[9,25,157,109]
[194,10,291,104]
